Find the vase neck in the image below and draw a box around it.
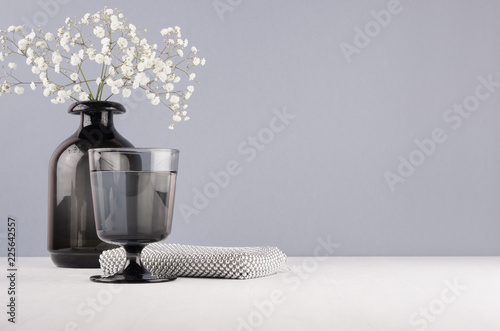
[78,110,115,133]
[68,101,126,145]
[76,110,120,144]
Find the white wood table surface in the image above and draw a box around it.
[1,257,499,331]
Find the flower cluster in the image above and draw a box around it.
[0,7,205,129]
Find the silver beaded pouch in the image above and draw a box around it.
[99,243,288,280]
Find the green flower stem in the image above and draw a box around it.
[78,64,94,100]
[96,63,106,100]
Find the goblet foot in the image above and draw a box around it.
[90,273,176,283]
[90,243,176,283]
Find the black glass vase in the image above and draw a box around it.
[48,101,134,268]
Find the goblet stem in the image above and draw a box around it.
[121,244,150,280]
[90,243,176,283]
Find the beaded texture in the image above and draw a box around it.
[99,243,287,279]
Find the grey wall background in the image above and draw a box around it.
[1,0,500,257]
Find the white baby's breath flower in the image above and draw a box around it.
[122,88,131,98]
[121,64,133,78]
[17,39,28,51]
[165,83,174,92]
[81,13,90,24]
[157,72,167,82]
[36,41,47,48]
[93,26,105,38]
[60,37,69,47]
[169,95,179,103]
[151,96,160,105]
[94,53,104,64]
[78,92,89,101]
[105,78,115,87]
[111,21,121,31]
[86,48,96,60]
[134,72,149,86]
[26,31,35,41]
[117,37,128,49]
[52,52,62,64]
[0,7,204,127]
[34,57,44,67]
[168,123,175,130]
[70,53,81,66]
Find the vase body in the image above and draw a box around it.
[48,101,134,268]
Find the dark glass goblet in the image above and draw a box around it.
[88,148,179,283]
